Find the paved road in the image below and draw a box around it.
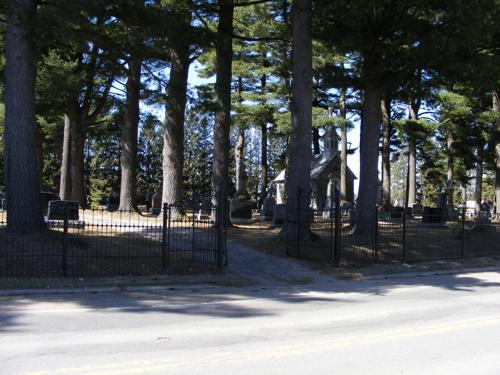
[2,270,500,375]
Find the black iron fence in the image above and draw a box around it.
[285,198,500,266]
[0,201,227,277]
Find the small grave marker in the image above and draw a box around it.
[47,200,79,221]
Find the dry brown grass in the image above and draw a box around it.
[0,227,214,277]
[227,218,500,266]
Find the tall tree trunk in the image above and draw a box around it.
[163,15,191,207]
[474,146,483,214]
[69,113,86,207]
[235,127,247,198]
[340,89,348,202]
[408,101,419,207]
[447,131,454,208]
[119,58,141,211]
[381,93,391,211]
[356,77,383,233]
[59,114,71,200]
[494,90,500,221]
[35,123,43,189]
[260,123,268,198]
[234,77,247,198]
[4,0,43,229]
[211,0,234,208]
[408,139,417,207]
[284,0,312,241]
[312,127,320,155]
[259,73,268,202]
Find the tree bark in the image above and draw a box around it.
[408,139,417,207]
[69,111,86,207]
[284,0,312,241]
[408,101,419,207]
[59,114,71,200]
[211,0,234,208]
[447,131,454,208]
[4,0,43,229]
[340,89,348,202]
[312,127,320,155]
[163,15,191,208]
[259,73,268,202]
[474,146,483,214]
[260,123,268,198]
[356,77,383,233]
[235,127,247,198]
[381,93,391,211]
[119,58,141,211]
[493,90,500,220]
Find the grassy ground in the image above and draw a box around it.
[0,227,216,277]
[227,216,500,266]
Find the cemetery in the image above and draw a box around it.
[0,0,499,279]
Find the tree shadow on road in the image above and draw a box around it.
[2,265,500,333]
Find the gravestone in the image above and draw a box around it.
[136,193,150,210]
[437,192,447,209]
[261,196,276,219]
[150,186,162,215]
[412,203,423,216]
[230,199,254,220]
[47,200,79,221]
[477,201,491,224]
[273,204,287,225]
[390,207,405,219]
[422,206,444,224]
[340,201,355,223]
[197,199,213,220]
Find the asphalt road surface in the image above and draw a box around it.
[2,270,500,375]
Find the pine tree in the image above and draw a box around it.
[4,0,43,229]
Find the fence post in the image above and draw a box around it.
[161,203,168,270]
[297,188,301,259]
[402,208,407,263]
[334,187,341,267]
[460,206,465,258]
[373,206,379,263]
[62,204,68,277]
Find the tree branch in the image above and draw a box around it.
[232,33,283,42]
[234,0,273,7]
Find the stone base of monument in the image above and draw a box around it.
[46,200,85,229]
[390,207,405,219]
[260,197,275,219]
[149,208,161,216]
[412,203,424,217]
[273,204,287,225]
[230,199,254,220]
[422,207,445,224]
[471,211,495,232]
